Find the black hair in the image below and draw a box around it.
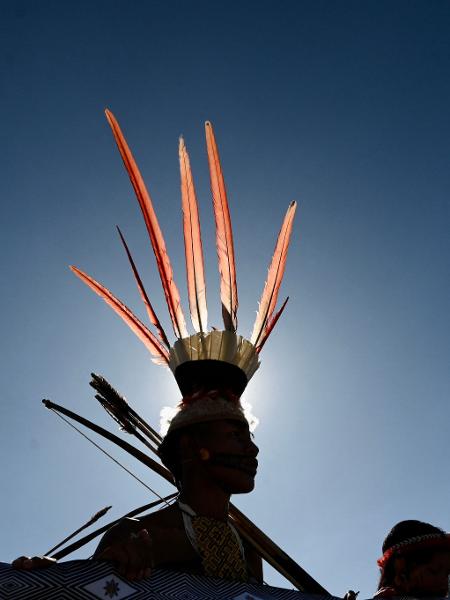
[378,520,446,589]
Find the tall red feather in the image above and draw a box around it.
[70,266,169,363]
[250,201,297,347]
[179,137,208,333]
[116,226,170,349]
[105,110,188,339]
[205,121,238,331]
[256,297,289,353]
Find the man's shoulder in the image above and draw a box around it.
[93,504,183,556]
[137,503,184,530]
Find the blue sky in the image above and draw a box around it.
[1,1,449,596]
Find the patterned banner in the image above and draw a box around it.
[0,560,335,600]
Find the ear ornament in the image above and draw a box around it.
[199,448,210,461]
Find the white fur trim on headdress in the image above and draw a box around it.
[159,395,259,437]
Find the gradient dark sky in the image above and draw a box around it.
[1,1,449,596]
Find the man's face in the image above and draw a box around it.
[198,419,259,494]
[405,550,450,597]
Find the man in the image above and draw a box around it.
[375,519,450,598]
[14,389,263,583]
[93,389,262,582]
[13,114,294,586]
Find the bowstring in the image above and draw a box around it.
[49,408,172,508]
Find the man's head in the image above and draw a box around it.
[159,415,259,495]
[378,520,450,597]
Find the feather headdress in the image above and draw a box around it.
[72,111,297,435]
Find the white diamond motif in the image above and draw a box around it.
[83,574,137,599]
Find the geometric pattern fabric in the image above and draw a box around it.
[0,560,333,599]
[191,516,248,582]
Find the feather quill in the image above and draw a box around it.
[116,226,170,349]
[250,201,297,347]
[256,297,289,353]
[105,109,188,339]
[179,137,208,333]
[205,121,238,331]
[70,265,170,363]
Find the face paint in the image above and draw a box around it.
[196,420,259,493]
[209,453,258,476]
